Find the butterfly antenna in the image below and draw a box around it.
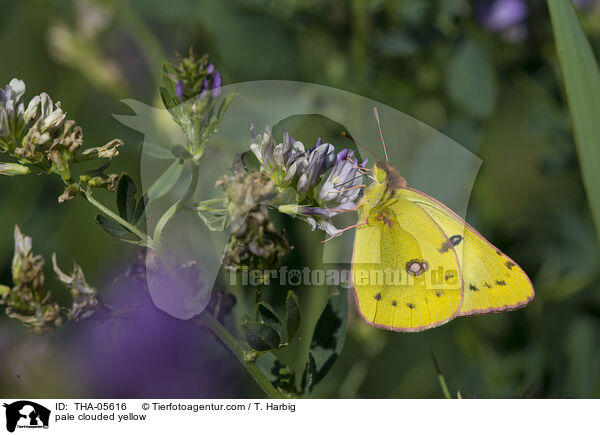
[373,107,389,163]
[333,173,366,189]
[341,131,382,161]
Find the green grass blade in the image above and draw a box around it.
[548,0,600,242]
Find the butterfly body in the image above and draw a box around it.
[351,164,534,332]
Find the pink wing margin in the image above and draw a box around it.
[404,187,535,317]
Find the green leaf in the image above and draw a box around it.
[257,301,283,338]
[255,352,297,394]
[255,352,281,385]
[160,86,180,111]
[301,352,317,394]
[143,142,175,160]
[171,145,193,160]
[161,62,177,89]
[285,290,301,342]
[242,315,281,351]
[117,174,137,222]
[447,39,497,117]
[160,63,179,110]
[241,150,261,173]
[132,194,147,227]
[216,93,236,124]
[302,287,348,393]
[95,214,130,238]
[146,159,185,201]
[548,0,600,242]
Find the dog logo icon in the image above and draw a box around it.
[3,401,50,433]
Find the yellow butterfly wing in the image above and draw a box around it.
[352,191,463,332]
[398,188,534,316]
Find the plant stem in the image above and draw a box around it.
[153,163,200,251]
[254,284,263,320]
[84,191,154,248]
[437,373,452,399]
[431,350,452,399]
[194,311,285,399]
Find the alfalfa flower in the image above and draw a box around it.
[168,48,222,103]
[160,50,232,161]
[78,138,123,161]
[288,151,367,236]
[215,167,279,229]
[0,78,123,200]
[1,226,63,334]
[0,79,27,151]
[52,254,101,322]
[0,227,102,333]
[222,205,291,272]
[249,125,366,236]
[249,126,309,189]
[296,141,336,196]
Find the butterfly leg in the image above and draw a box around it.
[321,219,367,243]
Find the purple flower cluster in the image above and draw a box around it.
[176,64,222,102]
[175,63,222,103]
[169,50,222,103]
[250,126,367,236]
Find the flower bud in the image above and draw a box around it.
[79,138,123,161]
[0,163,30,176]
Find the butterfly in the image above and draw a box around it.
[348,108,534,332]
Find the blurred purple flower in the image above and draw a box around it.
[74,279,239,398]
[477,0,528,32]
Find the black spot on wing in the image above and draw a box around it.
[484,282,492,288]
[495,280,506,286]
[438,240,453,253]
[391,300,397,306]
[407,303,415,309]
[374,292,382,301]
[469,284,479,292]
[439,235,463,253]
[435,291,444,297]
[506,261,515,270]
[450,235,463,246]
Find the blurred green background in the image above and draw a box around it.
[2,0,600,398]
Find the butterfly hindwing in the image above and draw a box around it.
[352,196,463,331]
[398,188,534,316]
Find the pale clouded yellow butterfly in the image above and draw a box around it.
[349,108,534,332]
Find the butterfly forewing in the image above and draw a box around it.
[398,188,534,316]
[352,197,463,331]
